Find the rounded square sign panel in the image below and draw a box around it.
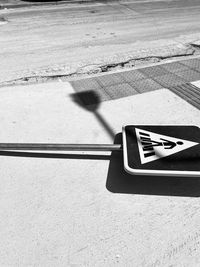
[122,125,200,177]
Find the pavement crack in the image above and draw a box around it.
[190,42,200,50]
[0,48,199,87]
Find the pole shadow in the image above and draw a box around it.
[106,133,200,197]
[0,151,110,160]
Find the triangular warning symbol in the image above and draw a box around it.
[135,128,199,164]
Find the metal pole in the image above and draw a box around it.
[0,143,122,152]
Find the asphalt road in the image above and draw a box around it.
[1,0,200,83]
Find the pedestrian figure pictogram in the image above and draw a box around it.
[141,134,184,151]
[135,128,198,164]
[139,130,184,159]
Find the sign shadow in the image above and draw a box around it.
[70,90,115,139]
[106,133,200,197]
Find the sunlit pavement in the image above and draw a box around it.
[1,0,200,84]
[1,57,200,265]
[0,0,77,8]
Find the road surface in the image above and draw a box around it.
[1,0,200,84]
[1,80,200,266]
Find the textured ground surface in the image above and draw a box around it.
[70,56,200,110]
[0,81,200,266]
[1,0,200,84]
[1,1,200,265]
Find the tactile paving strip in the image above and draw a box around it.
[170,83,200,110]
[70,78,111,103]
[139,65,170,77]
[103,83,138,99]
[180,58,200,70]
[174,69,200,82]
[119,70,146,82]
[152,73,187,87]
[129,79,162,93]
[70,78,102,91]
[70,58,200,107]
[96,74,124,87]
[161,62,190,72]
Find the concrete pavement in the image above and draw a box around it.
[1,0,200,84]
[0,0,94,9]
[69,56,200,110]
[1,74,200,265]
[1,1,200,265]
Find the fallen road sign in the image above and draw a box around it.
[123,125,200,177]
[0,125,200,177]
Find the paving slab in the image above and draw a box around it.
[69,57,200,124]
[1,81,200,266]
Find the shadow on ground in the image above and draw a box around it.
[106,133,200,197]
[70,90,115,139]
[0,90,114,161]
[0,151,110,160]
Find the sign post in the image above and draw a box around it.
[0,125,200,177]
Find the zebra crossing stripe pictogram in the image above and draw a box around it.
[135,128,199,164]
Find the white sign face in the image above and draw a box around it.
[135,128,199,164]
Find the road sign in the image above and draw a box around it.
[1,124,200,177]
[122,125,200,177]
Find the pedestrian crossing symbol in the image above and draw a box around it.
[123,125,200,177]
[135,128,198,164]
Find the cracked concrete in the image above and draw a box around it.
[0,42,199,87]
[190,40,200,49]
[1,0,200,86]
